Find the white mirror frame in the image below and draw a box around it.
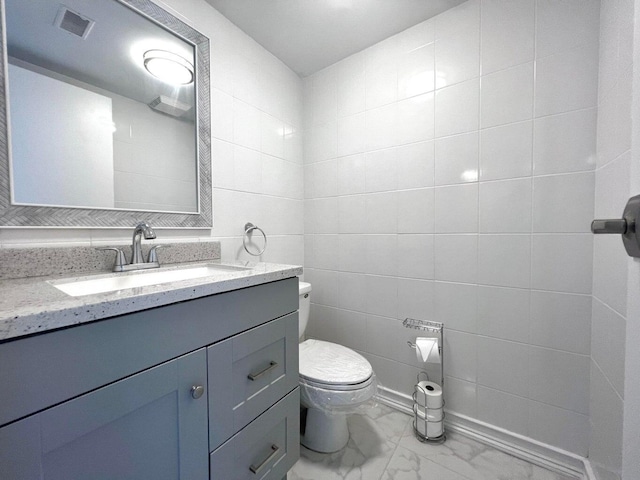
[0,0,212,228]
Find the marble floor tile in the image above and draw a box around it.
[399,427,575,480]
[348,402,412,443]
[289,418,397,480]
[291,403,577,480]
[381,446,471,480]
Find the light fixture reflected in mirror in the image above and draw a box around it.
[143,49,194,85]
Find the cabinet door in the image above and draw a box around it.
[0,349,208,480]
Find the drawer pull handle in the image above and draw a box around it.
[248,361,278,381]
[249,444,280,474]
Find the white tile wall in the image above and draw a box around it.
[304,0,599,457]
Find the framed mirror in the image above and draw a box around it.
[0,0,211,228]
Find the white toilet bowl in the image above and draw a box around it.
[298,282,377,453]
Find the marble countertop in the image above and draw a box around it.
[0,261,303,342]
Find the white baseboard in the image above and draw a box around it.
[376,386,594,480]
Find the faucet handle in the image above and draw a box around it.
[97,247,127,271]
[147,244,170,264]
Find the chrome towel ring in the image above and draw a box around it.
[243,222,267,256]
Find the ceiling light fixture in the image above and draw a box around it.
[143,49,194,85]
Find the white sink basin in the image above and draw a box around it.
[49,263,252,297]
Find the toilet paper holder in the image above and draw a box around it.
[403,318,446,443]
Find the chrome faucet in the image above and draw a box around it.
[131,222,156,264]
[98,222,163,272]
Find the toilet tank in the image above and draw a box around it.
[298,281,312,339]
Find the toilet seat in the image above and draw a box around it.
[299,339,373,387]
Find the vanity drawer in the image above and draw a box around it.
[207,312,299,450]
[209,388,299,480]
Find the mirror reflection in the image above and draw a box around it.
[6,0,198,213]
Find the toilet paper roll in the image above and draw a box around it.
[415,381,443,409]
[415,418,444,438]
[414,405,444,422]
[415,337,441,364]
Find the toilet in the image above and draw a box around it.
[298,281,377,453]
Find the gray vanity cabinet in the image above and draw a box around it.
[0,348,209,480]
[0,277,300,480]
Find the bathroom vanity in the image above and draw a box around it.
[0,260,302,479]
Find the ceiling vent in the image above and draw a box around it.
[148,95,192,118]
[54,5,95,39]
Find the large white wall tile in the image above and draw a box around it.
[365,148,398,192]
[365,234,398,276]
[528,401,589,456]
[233,99,261,150]
[312,66,337,125]
[397,278,434,322]
[529,291,591,355]
[260,112,284,158]
[366,193,398,234]
[365,103,398,151]
[477,286,530,343]
[337,272,367,313]
[479,121,532,181]
[337,154,366,195]
[338,195,367,234]
[397,141,435,189]
[531,234,593,294]
[481,62,534,129]
[434,281,477,334]
[337,112,366,157]
[435,78,479,137]
[533,108,597,175]
[397,188,435,234]
[305,268,338,307]
[478,386,529,436]
[435,132,479,186]
[532,173,595,233]
[479,178,532,233]
[535,46,598,117]
[311,159,338,198]
[435,25,480,86]
[444,330,477,382]
[528,347,589,413]
[589,364,624,472]
[398,44,435,100]
[365,275,398,318]
[337,54,366,117]
[434,235,478,283]
[397,234,434,279]
[591,298,626,398]
[480,0,534,74]
[478,235,531,288]
[435,184,478,233]
[305,121,337,163]
[365,38,399,110]
[396,93,435,145]
[477,337,529,397]
[535,0,600,59]
[444,377,477,417]
[211,88,234,141]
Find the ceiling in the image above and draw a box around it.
[206,0,466,77]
